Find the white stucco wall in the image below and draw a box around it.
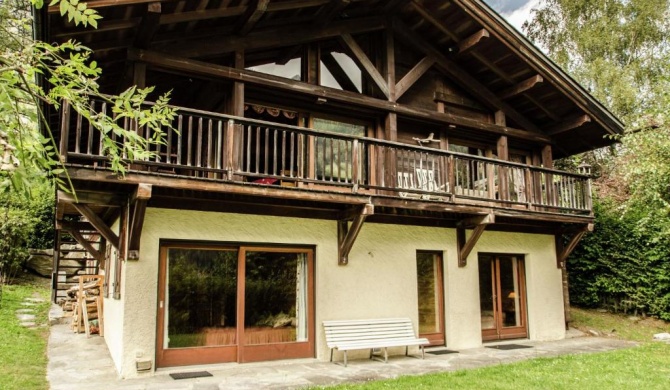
[109,208,565,377]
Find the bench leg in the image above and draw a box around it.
[330,348,333,362]
[384,347,388,363]
[405,346,409,356]
[344,351,348,367]
[421,345,425,359]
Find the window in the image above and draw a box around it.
[312,117,367,183]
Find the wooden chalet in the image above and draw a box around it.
[38,0,623,376]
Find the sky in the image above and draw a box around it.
[484,0,540,31]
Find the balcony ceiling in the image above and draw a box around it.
[42,0,625,158]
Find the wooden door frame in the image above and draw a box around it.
[416,251,446,346]
[156,242,315,368]
[480,254,528,342]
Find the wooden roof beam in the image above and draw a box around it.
[395,56,436,101]
[134,2,161,50]
[392,19,541,133]
[457,28,490,55]
[57,190,126,207]
[167,15,386,58]
[457,213,495,267]
[338,203,374,265]
[237,0,270,36]
[159,5,247,25]
[48,0,164,12]
[499,74,543,100]
[266,0,330,12]
[546,114,592,136]
[340,33,390,99]
[129,49,552,142]
[314,0,351,27]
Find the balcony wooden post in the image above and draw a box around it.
[59,100,71,162]
[542,145,554,206]
[495,112,509,201]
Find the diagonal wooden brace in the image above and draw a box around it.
[456,213,495,267]
[338,203,374,265]
[555,223,593,268]
[72,203,120,250]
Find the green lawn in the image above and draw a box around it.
[326,308,670,390]
[0,283,51,390]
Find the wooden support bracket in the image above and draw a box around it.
[499,74,543,99]
[457,28,489,55]
[338,203,374,265]
[72,203,120,250]
[555,223,593,268]
[456,213,495,267]
[127,184,152,260]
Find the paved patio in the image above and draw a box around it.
[47,305,637,390]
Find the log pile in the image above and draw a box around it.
[60,275,104,338]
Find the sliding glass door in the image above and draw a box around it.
[156,244,314,367]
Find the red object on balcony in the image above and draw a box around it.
[252,178,278,185]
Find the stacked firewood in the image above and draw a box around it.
[61,275,104,337]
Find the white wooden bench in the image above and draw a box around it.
[323,318,429,367]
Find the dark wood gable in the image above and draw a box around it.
[43,0,623,159]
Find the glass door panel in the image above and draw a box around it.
[157,246,239,367]
[478,256,496,332]
[243,251,307,345]
[416,252,445,345]
[167,248,238,348]
[499,257,521,328]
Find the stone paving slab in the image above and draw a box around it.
[47,306,638,390]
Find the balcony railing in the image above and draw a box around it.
[59,100,592,216]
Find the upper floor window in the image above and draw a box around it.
[247,58,302,81]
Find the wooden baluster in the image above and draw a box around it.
[223,119,235,180]
[273,130,278,176]
[246,125,251,173]
[264,128,269,175]
[196,117,203,170]
[255,126,261,174]
[86,102,94,155]
[216,120,223,172]
[281,130,286,177]
[176,115,183,166]
[289,132,295,178]
[186,116,193,167]
[59,100,71,162]
[207,119,213,169]
[74,110,82,154]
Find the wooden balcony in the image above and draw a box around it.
[58,100,593,222]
